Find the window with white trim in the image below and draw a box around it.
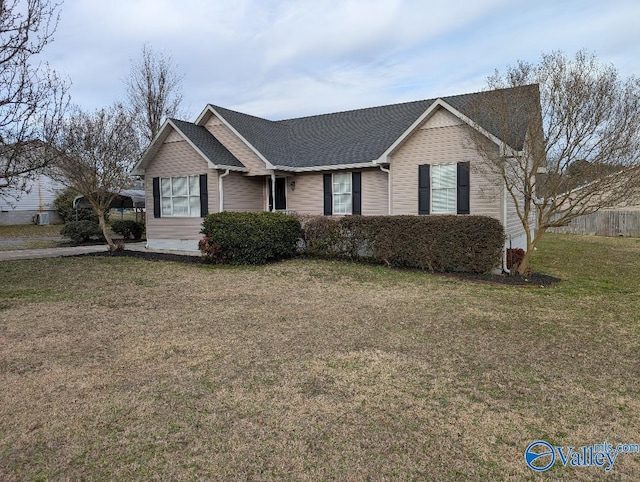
[160,175,200,217]
[332,172,352,215]
[431,164,457,214]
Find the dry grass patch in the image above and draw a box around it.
[0,235,639,480]
[0,224,62,238]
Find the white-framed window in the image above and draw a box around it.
[160,175,200,217]
[332,172,352,215]
[431,164,457,214]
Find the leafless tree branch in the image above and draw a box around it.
[469,50,640,274]
[125,43,186,146]
[0,0,69,199]
[52,104,140,249]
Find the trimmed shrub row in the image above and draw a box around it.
[197,212,503,273]
[199,211,302,265]
[111,220,145,240]
[298,214,504,273]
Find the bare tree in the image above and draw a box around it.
[468,50,640,274]
[125,43,186,146]
[0,0,69,197]
[53,104,139,249]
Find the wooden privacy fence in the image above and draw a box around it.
[549,210,640,237]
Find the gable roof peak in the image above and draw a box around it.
[202,83,540,128]
[189,84,541,171]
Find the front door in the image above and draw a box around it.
[268,177,287,211]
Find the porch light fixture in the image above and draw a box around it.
[289,180,296,191]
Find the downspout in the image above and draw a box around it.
[502,181,510,274]
[378,165,391,215]
[218,169,230,212]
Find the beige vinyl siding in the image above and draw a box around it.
[506,192,526,240]
[145,138,218,240]
[390,107,502,220]
[361,168,388,215]
[165,130,182,142]
[286,172,323,214]
[223,171,265,212]
[286,168,388,215]
[204,115,270,176]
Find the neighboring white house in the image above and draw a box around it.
[0,173,65,225]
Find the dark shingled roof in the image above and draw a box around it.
[209,100,433,168]
[211,106,292,165]
[203,84,540,169]
[443,85,541,151]
[170,118,245,169]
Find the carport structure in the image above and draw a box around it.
[72,189,145,221]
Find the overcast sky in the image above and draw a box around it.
[40,0,640,121]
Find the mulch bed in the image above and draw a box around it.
[434,271,561,287]
[82,249,204,264]
[82,250,561,287]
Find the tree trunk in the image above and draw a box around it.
[97,209,115,249]
[516,227,546,275]
[516,250,534,275]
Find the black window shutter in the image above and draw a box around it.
[152,177,161,218]
[323,173,332,215]
[418,164,430,215]
[352,171,361,215]
[199,174,208,217]
[457,162,470,215]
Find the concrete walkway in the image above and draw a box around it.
[0,244,109,261]
[0,242,201,262]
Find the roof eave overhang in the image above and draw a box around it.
[270,161,379,173]
[197,105,277,170]
[212,165,248,172]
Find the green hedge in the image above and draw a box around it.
[298,215,504,273]
[111,220,145,240]
[60,220,104,243]
[199,212,302,265]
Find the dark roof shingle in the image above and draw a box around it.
[207,84,540,169]
[170,119,245,169]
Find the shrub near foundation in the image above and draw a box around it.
[296,214,344,258]
[199,212,302,265]
[299,215,504,273]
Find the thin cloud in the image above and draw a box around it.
[38,0,640,120]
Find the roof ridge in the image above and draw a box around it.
[441,83,539,100]
[207,99,434,124]
[276,98,434,124]
[209,105,279,124]
[207,84,539,124]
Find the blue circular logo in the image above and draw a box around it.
[525,440,556,472]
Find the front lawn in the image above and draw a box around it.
[0,234,638,480]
